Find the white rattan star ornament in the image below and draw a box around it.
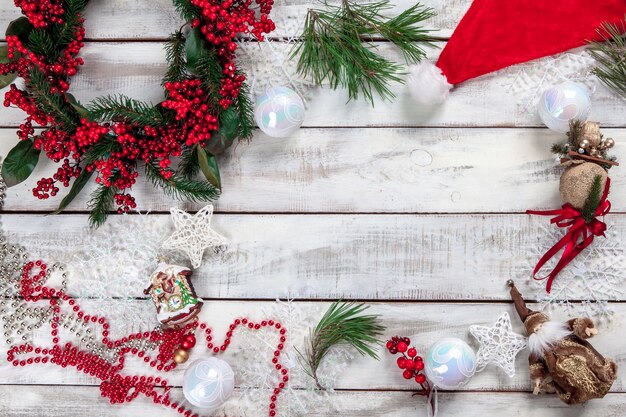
[469,312,527,377]
[162,205,227,268]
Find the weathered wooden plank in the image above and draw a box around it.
[1,128,623,213]
[2,387,624,417]
[3,213,625,301]
[1,42,624,127]
[0,302,624,391]
[0,0,464,41]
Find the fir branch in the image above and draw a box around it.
[82,134,120,164]
[26,67,79,130]
[550,143,569,156]
[581,175,604,223]
[145,161,220,202]
[27,29,57,60]
[173,0,201,21]
[297,301,385,390]
[194,52,224,110]
[178,144,200,178]
[163,30,188,84]
[54,0,89,46]
[589,20,626,99]
[231,80,255,140]
[88,183,117,228]
[88,95,167,127]
[292,0,435,104]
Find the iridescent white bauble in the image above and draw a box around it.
[537,82,590,133]
[254,86,305,137]
[424,338,477,390]
[183,357,235,409]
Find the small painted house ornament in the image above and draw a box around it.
[144,263,203,327]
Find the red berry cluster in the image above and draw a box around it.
[14,0,65,29]
[386,336,431,395]
[12,260,289,417]
[162,80,219,145]
[190,0,276,108]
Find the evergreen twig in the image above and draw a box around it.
[178,144,200,178]
[28,29,57,60]
[589,20,626,99]
[26,67,79,130]
[194,52,224,110]
[163,30,188,84]
[88,183,117,228]
[88,95,168,127]
[54,0,89,46]
[581,175,604,222]
[231,79,255,140]
[145,162,220,202]
[172,0,201,22]
[292,0,435,104]
[297,301,385,390]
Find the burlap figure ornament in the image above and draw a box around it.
[507,280,617,404]
[559,161,608,210]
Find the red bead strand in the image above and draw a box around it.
[10,261,288,416]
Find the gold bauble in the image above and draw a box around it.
[559,162,608,210]
[580,121,602,147]
[174,348,189,364]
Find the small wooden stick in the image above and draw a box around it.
[564,150,619,166]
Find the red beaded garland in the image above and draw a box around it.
[10,261,288,416]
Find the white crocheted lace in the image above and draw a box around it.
[162,205,228,269]
[469,312,528,377]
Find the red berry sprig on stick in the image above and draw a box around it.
[386,336,431,396]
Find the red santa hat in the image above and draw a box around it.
[408,0,626,104]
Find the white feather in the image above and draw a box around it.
[406,61,453,105]
[527,321,572,356]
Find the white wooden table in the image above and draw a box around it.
[0,1,624,416]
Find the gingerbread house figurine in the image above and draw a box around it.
[144,263,203,327]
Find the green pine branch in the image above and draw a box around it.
[88,183,117,228]
[292,0,435,104]
[550,143,569,156]
[26,67,79,130]
[82,134,120,164]
[231,79,255,140]
[178,144,200,178]
[581,175,604,222]
[297,301,385,390]
[589,20,626,99]
[173,0,201,21]
[53,0,89,46]
[145,161,220,202]
[88,95,168,127]
[194,52,224,110]
[163,30,188,84]
[27,29,57,60]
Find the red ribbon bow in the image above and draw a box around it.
[526,178,611,293]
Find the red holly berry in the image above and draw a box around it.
[407,348,417,358]
[402,370,413,379]
[415,374,426,384]
[415,360,424,371]
[396,341,408,353]
[396,357,406,369]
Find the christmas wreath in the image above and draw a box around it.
[0,0,276,226]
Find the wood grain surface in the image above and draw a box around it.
[0,0,624,416]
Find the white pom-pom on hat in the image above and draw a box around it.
[406,60,453,105]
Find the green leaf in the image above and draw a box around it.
[52,169,93,214]
[66,93,90,118]
[5,17,33,43]
[0,45,18,90]
[1,139,40,187]
[197,146,221,189]
[185,27,206,73]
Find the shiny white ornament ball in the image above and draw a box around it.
[183,357,235,409]
[254,86,305,137]
[537,82,590,133]
[424,337,477,390]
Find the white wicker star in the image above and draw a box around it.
[469,312,527,377]
[162,205,227,268]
